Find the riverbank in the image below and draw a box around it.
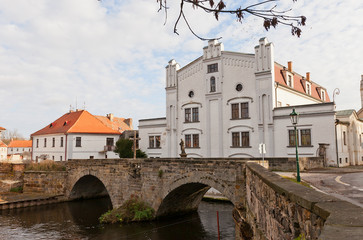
[0,192,64,210]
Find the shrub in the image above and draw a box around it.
[10,186,23,193]
[99,197,155,224]
[25,160,66,171]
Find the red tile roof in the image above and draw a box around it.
[95,115,132,133]
[274,63,330,102]
[7,140,32,148]
[31,110,121,137]
[0,140,7,148]
[0,127,6,131]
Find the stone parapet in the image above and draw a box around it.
[243,163,363,240]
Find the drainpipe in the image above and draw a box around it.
[335,120,339,167]
[65,134,68,161]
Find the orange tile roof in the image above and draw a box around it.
[95,115,133,133]
[31,110,121,136]
[274,63,330,102]
[7,140,32,148]
[0,127,6,131]
[0,140,7,147]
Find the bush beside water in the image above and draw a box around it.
[99,197,155,224]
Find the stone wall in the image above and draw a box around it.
[23,171,67,195]
[237,163,363,240]
[265,157,324,171]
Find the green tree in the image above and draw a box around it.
[114,139,147,158]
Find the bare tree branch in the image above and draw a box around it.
[157,0,306,39]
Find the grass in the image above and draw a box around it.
[99,197,155,224]
[25,160,66,171]
[282,176,311,188]
[9,186,23,193]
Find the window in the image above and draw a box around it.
[288,75,292,87]
[241,132,250,147]
[192,108,199,122]
[236,84,243,92]
[60,156,63,161]
[76,137,82,147]
[36,139,39,148]
[231,104,239,119]
[232,132,240,147]
[52,156,54,160]
[192,134,199,148]
[44,138,47,148]
[149,136,161,148]
[188,91,194,98]
[106,138,114,151]
[185,134,191,148]
[231,132,250,147]
[241,103,249,118]
[90,156,94,159]
[210,77,216,92]
[321,90,325,101]
[300,129,311,146]
[155,136,160,148]
[207,63,218,73]
[149,136,155,148]
[288,129,299,146]
[231,102,249,119]
[343,131,346,145]
[185,108,199,123]
[185,134,199,148]
[60,137,64,147]
[185,108,191,122]
[52,137,55,147]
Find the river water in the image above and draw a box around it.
[0,198,235,240]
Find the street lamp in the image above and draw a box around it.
[290,108,301,182]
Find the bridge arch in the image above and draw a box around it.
[67,170,115,208]
[155,172,236,217]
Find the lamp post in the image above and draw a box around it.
[290,108,301,182]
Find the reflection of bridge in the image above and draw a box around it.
[66,158,247,217]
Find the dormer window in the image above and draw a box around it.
[287,74,293,88]
[321,90,325,101]
[306,82,311,95]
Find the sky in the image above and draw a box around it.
[0,0,362,138]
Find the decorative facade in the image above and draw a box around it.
[139,38,343,166]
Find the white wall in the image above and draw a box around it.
[276,86,321,107]
[273,103,337,166]
[138,118,167,158]
[32,133,120,161]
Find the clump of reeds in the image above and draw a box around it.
[25,160,66,171]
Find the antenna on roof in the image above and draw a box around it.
[83,101,86,110]
[76,97,78,110]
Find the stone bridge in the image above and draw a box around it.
[66,158,247,217]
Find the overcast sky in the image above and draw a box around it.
[0,0,362,138]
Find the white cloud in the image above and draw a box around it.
[0,0,362,137]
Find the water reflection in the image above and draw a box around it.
[0,198,235,240]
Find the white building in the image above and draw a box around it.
[31,110,132,161]
[139,38,341,166]
[7,140,32,161]
[0,140,7,161]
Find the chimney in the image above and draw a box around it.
[288,61,292,72]
[107,113,114,122]
[306,72,310,81]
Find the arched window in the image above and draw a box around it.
[210,77,216,92]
